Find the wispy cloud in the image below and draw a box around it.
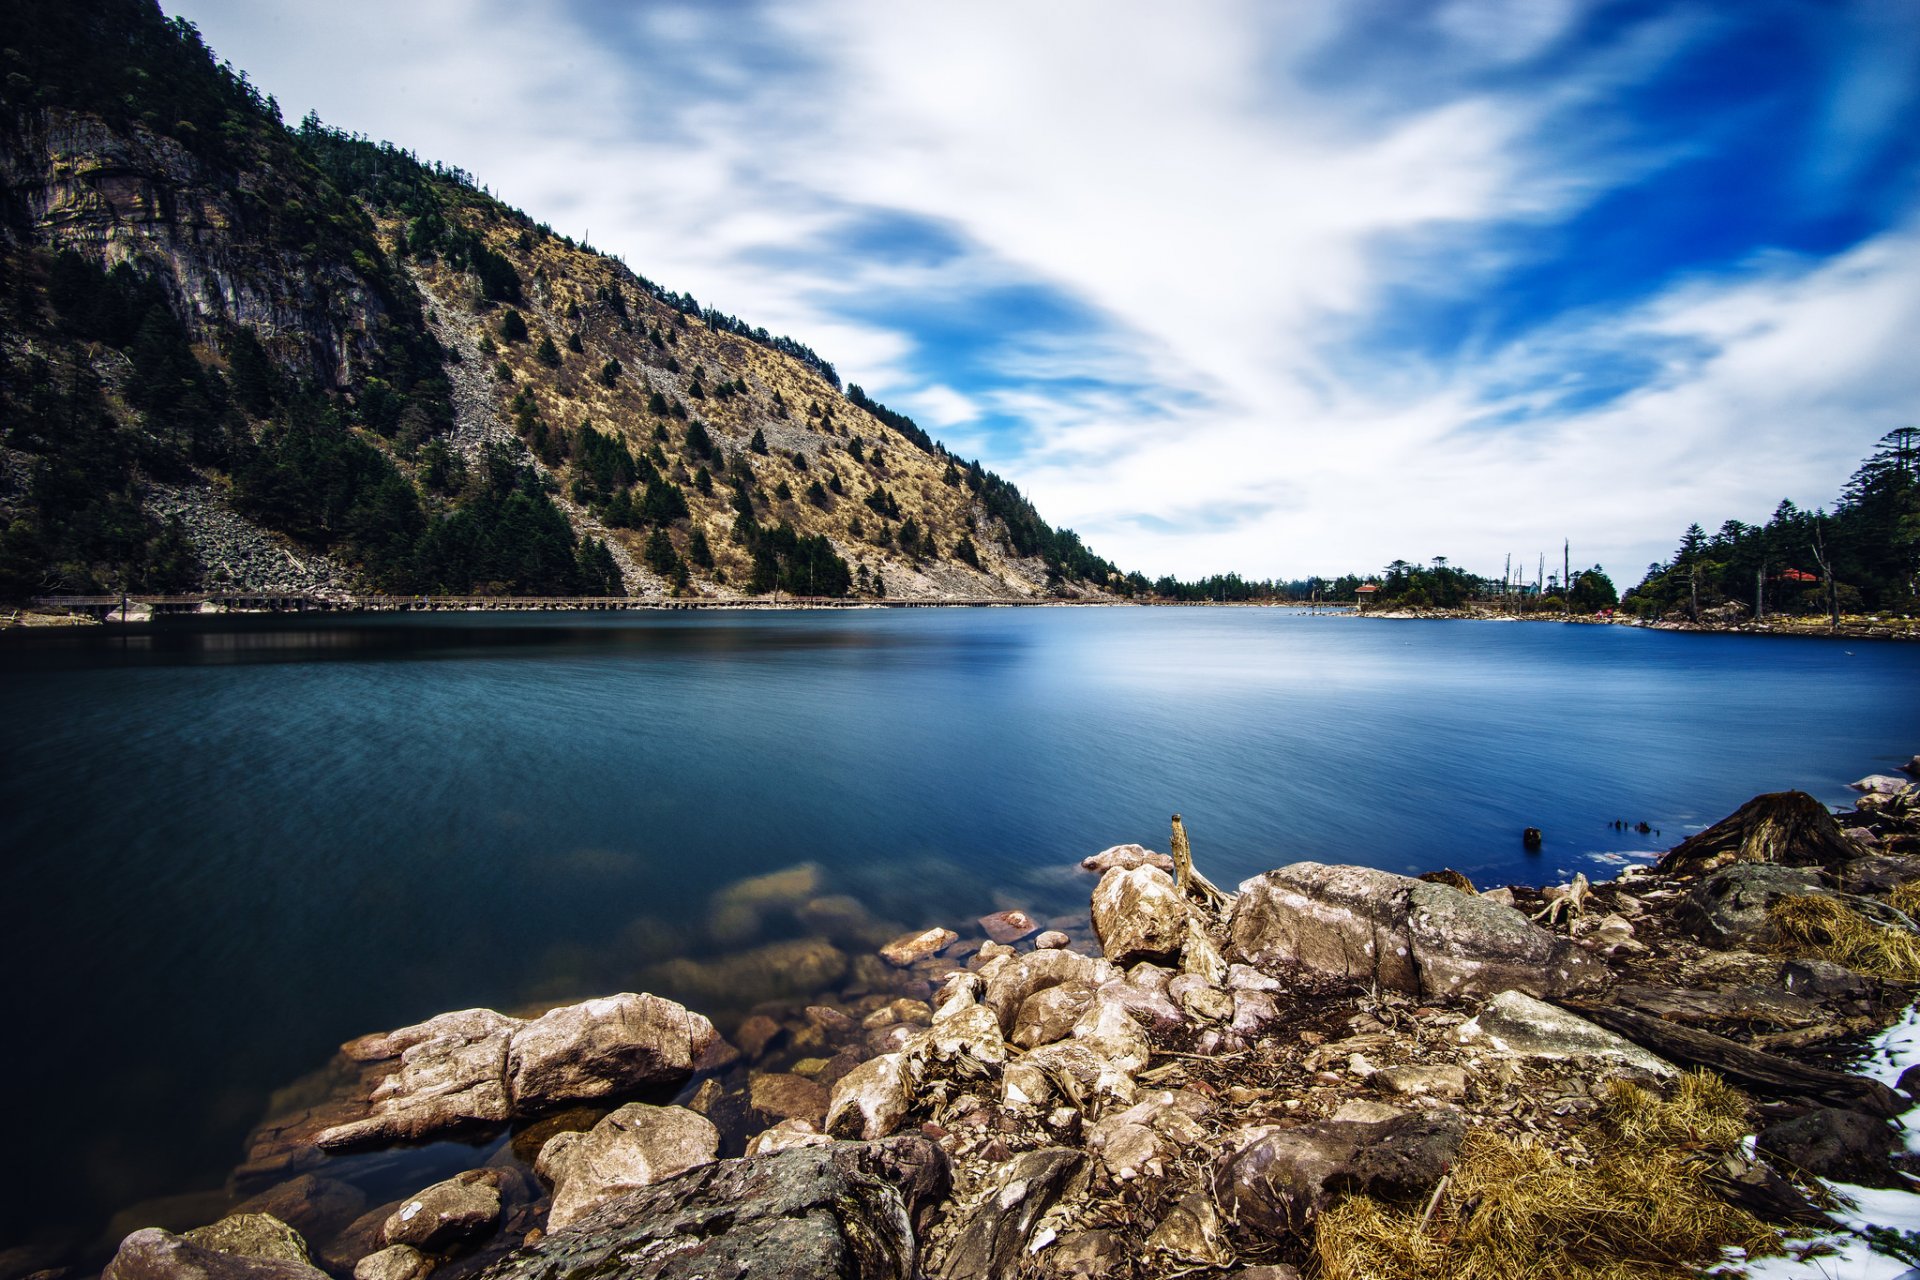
[169,0,1920,580]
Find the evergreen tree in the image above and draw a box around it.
[749,427,768,455]
[499,309,528,343]
[535,334,561,367]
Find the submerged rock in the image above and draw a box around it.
[879,927,959,968]
[979,910,1040,944]
[468,1138,948,1280]
[1228,862,1606,1001]
[536,1103,720,1230]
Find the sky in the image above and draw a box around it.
[166,0,1920,584]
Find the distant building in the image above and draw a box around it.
[1355,584,1380,605]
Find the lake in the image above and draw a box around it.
[1,608,1914,1261]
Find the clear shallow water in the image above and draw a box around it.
[1,609,1915,1256]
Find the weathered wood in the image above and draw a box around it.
[1657,791,1860,874]
[1610,982,1823,1030]
[1169,814,1230,911]
[1558,999,1905,1116]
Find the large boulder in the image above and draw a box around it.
[105,1230,329,1280]
[1682,864,1828,948]
[1756,1108,1900,1187]
[507,994,718,1108]
[317,994,716,1150]
[980,950,1115,1034]
[468,1138,948,1280]
[536,1103,720,1230]
[1092,867,1193,967]
[1212,1110,1466,1234]
[1228,863,1606,1001]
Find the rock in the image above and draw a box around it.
[1091,867,1193,967]
[319,994,715,1150]
[748,1072,829,1128]
[1683,864,1828,947]
[1658,791,1860,874]
[1373,1064,1469,1099]
[353,1246,433,1280]
[380,1172,500,1252]
[734,1014,783,1060]
[104,1231,329,1280]
[1836,854,1920,895]
[1033,931,1071,950]
[1233,1269,1304,1280]
[1145,1191,1233,1269]
[1170,976,1234,1022]
[1213,1110,1465,1234]
[1229,862,1607,1001]
[707,863,822,940]
[1086,1092,1209,1183]
[1757,1108,1899,1186]
[796,895,891,947]
[1851,775,1909,795]
[1225,963,1282,992]
[981,949,1114,1034]
[1070,990,1151,1074]
[1453,990,1675,1078]
[1480,887,1516,907]
[744,1117,834,1156]
[825,1052,914,1140]
[879,927,959,968]
[1011,982,1099,1049]
[232,1177,367,1245]
[1419,869,1476,894]
[908,1001,1007,1097]
[979,910,1040,944]
[535,1103,720,1231]
[645,939,849,1008]
[1779,957,1874,1001]
[1330,1099,1405,1124]
[1081,844,1175,874]
[467,1138,948,1280]
[181,1217,310,1265]
[507,994,718,1111]
[934,1148,1087,1280]
[1037,1229,1128,1278]
[1019,1042,1138,1116]
[1231,989,1282,1036]
[976,941,1017,963]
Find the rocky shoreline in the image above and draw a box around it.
[1351,605,1920,641]
[22,760,1920,1280]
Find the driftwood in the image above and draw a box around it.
[1610,983,1823,1031]
[1169,814,1231,912]
[1558,1000,1906,1117]
[1657,791,1860,874]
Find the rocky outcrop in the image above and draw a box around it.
[468,1138,948,1280]
[1228,862,1607,999]
[1683,864,1829,947]
[316,994,717,1150]
[535,1104,720,1230]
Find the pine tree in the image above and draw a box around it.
[500,309,528,343]
[750,428,769,454]
[535,335,561,367]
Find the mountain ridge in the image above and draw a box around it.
[0,0,1127,602]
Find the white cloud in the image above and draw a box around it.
[165,0,1918,582]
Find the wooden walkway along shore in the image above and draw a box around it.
[28,592,1055,617]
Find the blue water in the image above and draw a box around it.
[1,609,1914,1257]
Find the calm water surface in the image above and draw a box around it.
[1,608,1915,1256]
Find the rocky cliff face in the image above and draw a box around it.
[0,1,1119,601]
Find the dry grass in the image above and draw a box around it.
[1315,1072,1778,1280]
[1769,894,1920,983]
[1888,879,1920,923]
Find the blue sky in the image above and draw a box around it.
[169,0,1920,582]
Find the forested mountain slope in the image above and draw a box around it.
[0,0,1122,601]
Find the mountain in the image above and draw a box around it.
[0,0,1127,602]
